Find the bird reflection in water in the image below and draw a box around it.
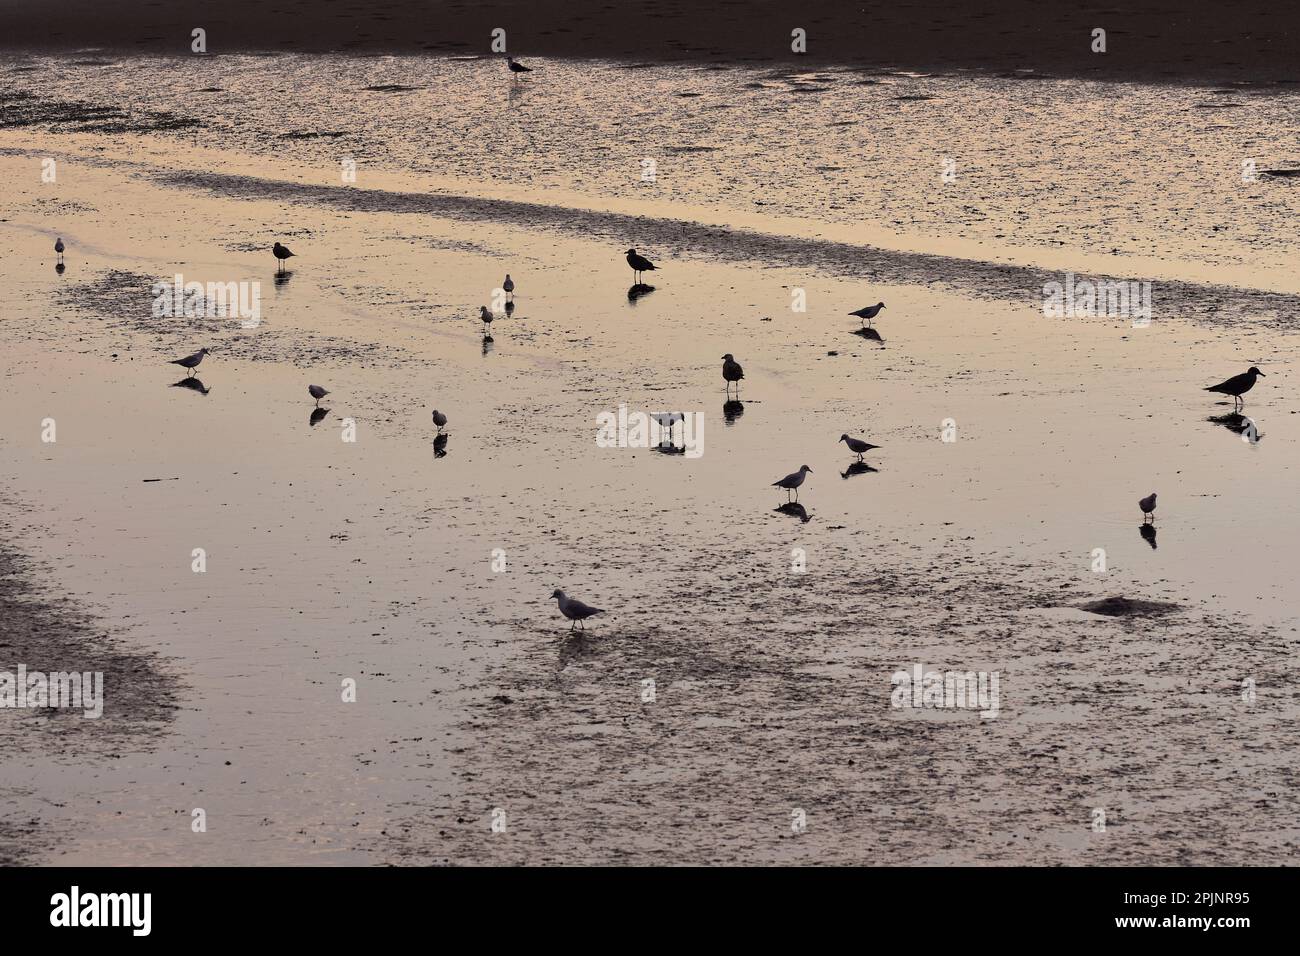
[775,502,811,523]
[1139,523,1157,550]
[1207,411,1262,442]
[840,461,878,479]
[170,377,211,396]
[55,261,66,276]
[310,406,330,426]
[433,432,449,458]
[627,284,656,302]
[504,299,516,316]
[482,335,495,355]
[274,270,293,287]
[723,399,744,423]
[852,326,885,345]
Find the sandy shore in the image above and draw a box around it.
[1,106,1298,865]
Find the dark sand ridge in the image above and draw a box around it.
[0,516,182,865]
[146,165,1300,330]
[2,0,1299,85]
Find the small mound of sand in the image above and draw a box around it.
[1079,596,1180,618]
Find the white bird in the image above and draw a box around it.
[1139,492,1157,522]
[432,409,448,432]
[551,589,604,631]
[169,347,210,375]
[503,275,515,299]
[772,465,812,501]
[308,384,329,405]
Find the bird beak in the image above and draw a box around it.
[1259,371,1266,376]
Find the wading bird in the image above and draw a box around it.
[551,589,604,631]
[839,434,880,461]
[308,384,330,406]
[772,465,812,502]
[722,353,744,395]
[1139,492,1157,523]
[626,248,657,284]
[849,302,886,327]
[170,347,211,376]
[1204,366,1263,409]
[273,242,295,273]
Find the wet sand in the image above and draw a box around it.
[2,74,1299,865]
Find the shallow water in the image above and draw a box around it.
[1,55,1298,865]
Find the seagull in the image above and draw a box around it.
[169,347,211,376]
[626,248,658,284]
[772,465,812,502]
[54,237,65,263]
[308,384,329,406]
[273,242,295,272]
[651,412,685,444]
[849,302,886,326]
[551,589,604,631]
[839,434,880,460]
[508,57,533,78]
[479,306,493,335]
[502,274,515,299]
[1204,366,1264,408]
[1139,492,1157,523]
[721,353,744,395]
[431,409,448,432]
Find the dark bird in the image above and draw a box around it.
[626,248,657,284]
[1204,366,1263,408]
[508,57,533,77]
[502,274,515,299]
[273,242,295,272]
[54,237,65,263]
[170,347,211,376]
[551,589,604,631]
[1139,492,1157,523]
[431,409,448,432]
[849,302,886,326]
[839,434,880,460]
[772,465,812,502]
[479,305,494,335]
[721,353,744,395]
[308,384,330,406]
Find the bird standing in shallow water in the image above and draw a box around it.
[626,248,657,284]
[773,465,812,502]
[479,306,494,336]
[308,384,329,406]
[432,409,448,432]
[1139,492,1157,523]
[849,302,886,327]
[54,237,65,263]
[170,347,211,376]
[502,275,515,300]
[1205,366,1264,409]
[273,242,295,273]
[721,353,744,395]
[551,589,604,631]
[839,434,879,461]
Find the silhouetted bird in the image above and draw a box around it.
[839,434,879,460]
[551,589,604,631]
[503,274,515,299]
[170,347,211,375]
[508,57,533,77]
[432,409,448,432]
[772,465,812,502]
[54,237,65,263]
[849,302,886,326]
[626,248,657,284]
[273,242,295,272]
[721,353,744,395]
[1139,492,1157,523]
[1205,366,1263,408]
[308,384,330,406]
[479,305,493,335]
